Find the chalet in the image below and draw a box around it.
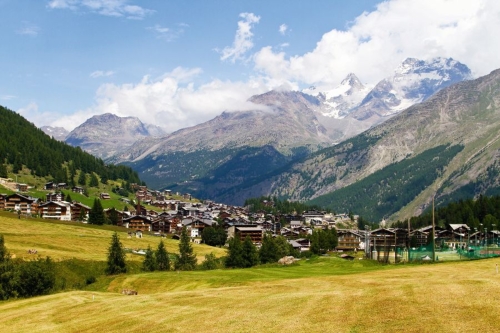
[294,238,311,252]
[46,192,63,202]
[337,229,365,251]
[288,239,302,252]
[44,182,55,190]
[409,229,429,248]
[100,193,111,200]
[104,208,129,226]
[179,206,200,217]
[16,183,28,192]
[71,202,91,222]
[303,210,325,225]
[39,201,72,221]
[123,215,153,232]
[182,218,214,237]
[57,183,68,189]
[290,220,302,229]
[0,193,7,210]
[72,186,85,195]
[5,193,38,215]
[228,226,264,244]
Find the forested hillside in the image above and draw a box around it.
[0,105,140,184]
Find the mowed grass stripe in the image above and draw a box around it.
[2,258,500,332]
[0,215,225,262]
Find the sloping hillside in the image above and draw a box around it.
[225,69,500,221]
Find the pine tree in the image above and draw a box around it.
[156,240,170,271]
[105,232,127,275]
[259,234,279,264]
[142,245,156,272]
[77,171,86,186]
[241,236,259,268]
[108,208,120,226]
[175,227,197,270]
[0,164,7,178]
[65,193,72,202]
[78,207,87,222]
[88,198,105,225]
[89,173,99,187]
[226,235,244,268]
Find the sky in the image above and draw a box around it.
[1,0,500,133]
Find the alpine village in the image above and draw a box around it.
[2,2,500,332]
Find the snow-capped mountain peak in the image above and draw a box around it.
[303,73,370,118]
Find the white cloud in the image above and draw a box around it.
[18,102,59,127]
[47,0,154,19]
[219,12,260,63]
[16,22,40,36]
[37,0,500,134]
[279,24,288,35]
[147,23,186,42]
[254,0,500,87]
[90,70,115,78]
[50,67,278,132]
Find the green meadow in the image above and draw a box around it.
[1,213,500,332]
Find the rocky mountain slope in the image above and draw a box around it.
[65,113,165,159]
[111,91,334,193]
[223,68,500,222]
[115,57,471,201]
[40,126,69,141]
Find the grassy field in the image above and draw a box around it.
[1,257,500,332]
[2,213,500,332]
[0,213,225,262]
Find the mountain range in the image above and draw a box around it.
[39,56,491,222]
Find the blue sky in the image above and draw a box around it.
[1,0,500,133]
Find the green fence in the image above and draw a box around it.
[367,245,500,263]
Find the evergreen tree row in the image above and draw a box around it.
[244,196,323,215]
[392,194,500,231]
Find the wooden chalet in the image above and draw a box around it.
[123,215,153,232]
[46,192,63,202]
[337,229,364,251]
[71,202,91,222]
[5,193,37,215]
[16,183,28,192]
[71,186,85,195]
[228,226,264,244]
[0,193,7,210]
[38,201,72,221]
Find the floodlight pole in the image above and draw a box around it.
[432,195,436,262]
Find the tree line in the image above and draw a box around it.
[0,234,55,300]
[393,194,500,231]
[225,228,338,269]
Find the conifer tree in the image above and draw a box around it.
[226,235,244,268]
[105,232,127,275]
[0,163,7,178]
[77,171,86,186]
[88,198,105,225]
[156,240,170,271]
[142,245,156,272]
[175,227,197,270]
[108,208,120,226]
[242,236,259,268]
[78,207,87,222]
[259,234,279,264]
[89,173,99,187]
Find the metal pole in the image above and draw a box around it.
[432,196,436,262]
